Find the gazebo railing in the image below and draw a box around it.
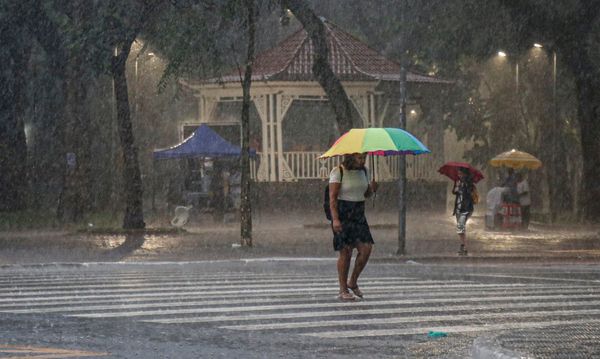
[250,151,439,181]
[284,151,341,179]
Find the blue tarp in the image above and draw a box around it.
[153,124,254,159]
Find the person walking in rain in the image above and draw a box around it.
[502,168,519,203]
[329,153,378,301]
[453,167,476,256]
[516,172,531,230]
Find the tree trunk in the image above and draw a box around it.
[573,70,600,222]
[560,44,600,222]
[112,43,145,229]
[281,0,358,133]
[0,35,29,211]
[239,0,256,247]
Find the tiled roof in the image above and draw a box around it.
[202,20,449,84]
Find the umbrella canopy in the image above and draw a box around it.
[153,124,255,160]
[490,149,542,170]
[319,128,430,158]
[438,162,485,183]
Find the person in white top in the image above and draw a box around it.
[329,153,378,301]
[516,172,531,229]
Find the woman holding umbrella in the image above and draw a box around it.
[322,127,430,300]
[452,167,477,256]
[329,153,378,301]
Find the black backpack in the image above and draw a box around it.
[323,166,367,220]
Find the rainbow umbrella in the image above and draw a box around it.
[319,128,430,158]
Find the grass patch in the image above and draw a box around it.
[0,210,61,231]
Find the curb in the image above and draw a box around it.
[369,254,600,264]
[471,336,528,359]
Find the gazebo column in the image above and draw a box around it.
[199,95,218,122]
[267,94,276,181]
[252,95,271,181]
[349,94,369,127]
[276,94,295,181]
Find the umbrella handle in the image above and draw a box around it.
[370,153,376,208]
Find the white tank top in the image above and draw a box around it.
[329,166,369,202]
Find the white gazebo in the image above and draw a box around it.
[181,21,451,183]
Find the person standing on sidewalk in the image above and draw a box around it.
[452,167,475,256]
[516,172,531,230]
[329,153,378,301]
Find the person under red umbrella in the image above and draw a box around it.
[451,167,478,256]
[439,162,483,256]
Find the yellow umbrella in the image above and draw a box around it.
[489,149,542,170]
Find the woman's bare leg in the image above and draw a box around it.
[348,242,372,288]
[337,247,353,293]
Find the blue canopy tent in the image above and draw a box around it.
[153,124,254,159]
[152,124,255,216]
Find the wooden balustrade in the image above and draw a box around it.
[249,151,439,181]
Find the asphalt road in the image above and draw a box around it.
[1,259,599,358]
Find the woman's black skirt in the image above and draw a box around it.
[332,200,374,251]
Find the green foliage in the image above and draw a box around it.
[143,0,268,92]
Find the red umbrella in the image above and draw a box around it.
[438,162,484,183]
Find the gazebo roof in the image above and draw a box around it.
[200,20,449,85]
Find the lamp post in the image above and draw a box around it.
[532,44,557,131]
[534,43,559,220]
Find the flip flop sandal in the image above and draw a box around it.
[337,291,356,301]
[348,285,363,298]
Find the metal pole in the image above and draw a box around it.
[396,0,407,255]
[111,46,118,214]
[515,62,519,94]
[397,66,407,255]
[551,50,557,222]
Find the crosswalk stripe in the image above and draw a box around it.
[221,308,600,331]
[465,273,600,284]
[4,288,599,314]
[304,318,600,338]
[0,281,443,297]
[148,299,600,324]
[0,273,346,285]
[0,279,457,293]
[0,274,414,286]
[67,293,600,318]
[0,283,532,303]
[1,284,588,310]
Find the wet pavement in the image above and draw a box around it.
[0,260,599,358]
[0,209,598,265]
[1,210,599,358]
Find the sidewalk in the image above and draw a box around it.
[0,209,598,265]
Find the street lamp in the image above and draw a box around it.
[533,42,559,219]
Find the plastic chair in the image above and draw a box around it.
[500,203,521,229]
[171,205,192,228]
